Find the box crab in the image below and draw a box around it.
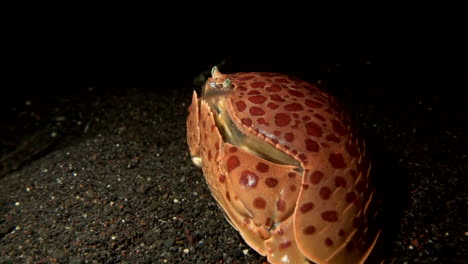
[186,67,380,264]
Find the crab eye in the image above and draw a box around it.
[222,78,231,88]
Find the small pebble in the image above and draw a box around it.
[163,237,175,248]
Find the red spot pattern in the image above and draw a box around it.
[248,95,267,104]
[241,118,252,126]
[270,94,285,102]
[335,176,347,188]
[289,185,297,192]
[331,119,347,136]
[321,210,339,222]
[306,99,323,108]
[329,153,346,168]
[298,153,307,162]
[256,162,269,173]
[291,120,300,129]
[320,187,331,200]
[265,178,278,188]
[247,90,261,95]
[250,107,265,116]
[194,73,374,241]
[218,174,225,183]
[266,84,282,92]
[306,122,323,137]
[229,147,238,153]
[314,113,325,121]
[284,103,304,111]
[251,82,266,88]
[239,170,259,188]
[257,118,270,126]
[253,197,267,209]
[300,202,314,213]
[338,229,345,237]
[303,225,316,235]
[274,113,291,127]
[267,102,279,110]
[305,139,319,152]
[280,241,292,250]
[277,228,284,236]
[227,156,240,172]
[310,171,324,184]
[276,199,286,212]
[226,191,231,201]
[326,134,340,143]
[284,132,295,142]
[288,90,305,97]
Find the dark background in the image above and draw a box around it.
[1,52,466,263]
[3,53,465,157]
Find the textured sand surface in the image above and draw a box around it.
[1,56,465,263]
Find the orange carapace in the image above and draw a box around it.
[186,67,380,264]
